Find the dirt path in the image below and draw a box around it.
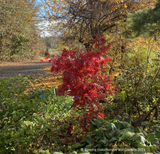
[0,61,53,80]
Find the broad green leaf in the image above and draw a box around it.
[155,130,160,138]
[141,130,148,137]
[121,122,129,129]
[146,133,159,144]
[104,131,111,138]
[144,146,151,153]
[127,124,135,131]
[100,137,109,146]
[130,134,141,141]
[84,134,92,144]
[107,123,117,132]
[152,120,158,124]
[114,121,122,130]
[115,115,122,121]
[149,145,155,153]
[119,129,135,142]
[85,144,93,149]
[117,129,126,138]
[94,118,103,128]
[44,150,51,154]
[96,130,103,140]
[130,133,148,146]
[153,125,160,131]
[112,129,119,137]
[109,137,117,143]
[71,143,85,150]
[141,121,149,126]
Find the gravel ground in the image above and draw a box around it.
[0,61,53,80]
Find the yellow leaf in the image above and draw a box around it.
[124,3,127,8]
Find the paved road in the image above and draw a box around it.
[0,61,53,80]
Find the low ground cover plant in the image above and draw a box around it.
[70,114,160,154]
[0,75,86,153]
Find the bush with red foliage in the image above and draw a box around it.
[48,35,114,116]
[45,35,114,144]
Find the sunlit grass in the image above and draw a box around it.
[23,66,63,94]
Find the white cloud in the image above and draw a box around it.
[37,20,58,37]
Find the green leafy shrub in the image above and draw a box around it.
[108,43,160,127]
[38,114,160,154]
[1,75,160,154]
[0,75,77,153]
[69,113,160,154]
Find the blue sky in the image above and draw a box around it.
[35,0,41,6]
[34,0,60,37]
[33,0,53,37]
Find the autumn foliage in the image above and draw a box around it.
[41,35,114,144]
[48,35,114,120]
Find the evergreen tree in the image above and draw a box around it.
[122,0,160,38]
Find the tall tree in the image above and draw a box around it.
[0,0,43,61]
[39,0,156,49]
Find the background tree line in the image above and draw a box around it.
[1,0,158,62]
[0,0,46,62]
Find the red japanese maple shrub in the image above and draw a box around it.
[48,34,114,120]
[43,35,114,145]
